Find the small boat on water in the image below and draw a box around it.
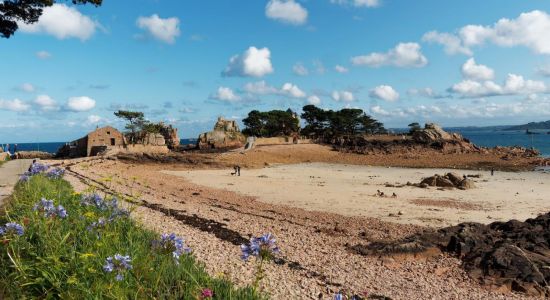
[526,129,541,135]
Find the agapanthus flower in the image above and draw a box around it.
[87,217,107,231]
[153,233,191,264]
[1,223,24,237]
[81,194,107,210]
[103,254,132,281]
[46,167,65,179]
[33,198,67,219]
[240,233,280,261]
[27,162,49,175]
[201,288,214,299]
[19,175,30,182]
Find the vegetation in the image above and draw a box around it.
[505,120,550,131]
[0,0,102,39]
[242,109,300,137]
[0,170,263,299]
[113,110,175,144]
[301,105,385,138]
[408,122,422,134]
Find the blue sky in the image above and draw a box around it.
[2,0,550,142]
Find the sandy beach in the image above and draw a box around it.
[164,163,550,227]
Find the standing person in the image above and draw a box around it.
[491,167,495,176]
[5,144,10,156]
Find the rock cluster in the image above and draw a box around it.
[197,117,246,150]
[412,172,476,190]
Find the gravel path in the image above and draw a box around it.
[61,158,533,300]
[0,159,33,207]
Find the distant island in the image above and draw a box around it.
[504,120,550,131]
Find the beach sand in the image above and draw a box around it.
[164,163,550,227]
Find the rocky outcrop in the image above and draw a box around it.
[17,151,54,159]
[197,117,246,150]
[352,213,550,297]
[414,173,476,190]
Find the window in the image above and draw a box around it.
[107,131,111,135]
[111,138,116,146]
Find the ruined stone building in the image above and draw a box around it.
[58,126,125,157]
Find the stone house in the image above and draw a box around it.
[58,126,125,157]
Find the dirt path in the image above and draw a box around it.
[0,159,32,207]
[58,158,532,300]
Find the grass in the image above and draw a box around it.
[0,174,264,299]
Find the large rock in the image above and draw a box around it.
[418,173,476,189]
[197,117,246,150]
[412,123,453,143]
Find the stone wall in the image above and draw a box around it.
[255,137,312,146]
[103,145,170,156]
[87,126,125,156]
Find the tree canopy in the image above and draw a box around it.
[301,105,385,138]
[242,109,300,137]
[0,0,102,39]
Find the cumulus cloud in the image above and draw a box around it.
[66,96,96,112]
[0,99,30,112]
[34,95,58,111]
[461,58,495,81]
[86,115,103,125]
[265,0,308,25]
[18,4,97,41]
[369,85,400,102]
[136,14,181,44]
[351,43,428,68]
[450,73,547,98]
[18,83,35,93]
[407,87,446,99]
[36,51,52,59]
[243,81,306,98]
[293,63,309,76]
[307,95,321,105]
[280,83,306,98]
[422,31,473,56]
[210,87,241,103]
[223,47,274,78]
[424,10,550,56]
[537,65,550,77]
[331,90,355,102]
[330,0,380,8]
[334,65,349,73]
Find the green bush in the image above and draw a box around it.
[0,175,264,299]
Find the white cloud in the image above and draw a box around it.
[34,95,58,110]
[0,99,30,112]
[307,95,321,105]
[330,0,380,8]
[450,74,547,98]
[281,83,306,98]
[265,0,308,25]
[370,105,390,116]
[407,87,445,99]
[36,51,52,59]
[223,47,274,77]
[369,85,400,102]
[424,10,550,56]
[66,96,96,112]
[243,81,278,95]
[210,87,241,102]
[422,31,473,56]
[136,14,180,44]
[18,4,97,41]
[293,63,309,76]
[243,81,306,98]
[86,115,103,125]
[18,83,35,93]
[334,65,349,73]
[461,58,495,81]
[351,43,428,68]
[331,90,355,102]
[537,65,550,77]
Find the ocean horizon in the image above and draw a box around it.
[4,131,550,156]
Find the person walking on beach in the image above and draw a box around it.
[231,165,241,176]
[491,167,494,176]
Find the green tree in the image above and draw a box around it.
[408,122,422,134]
[0,0,102,39]
[242,109,299,137]
[114,110,147,143]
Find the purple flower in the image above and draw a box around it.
[201,288,214,298]
[240,233,279,261]
[33,198,67,219]
[2,223,24,237]
[153,233,191,264]
[103,254,132,281]
[46,168,65,179]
